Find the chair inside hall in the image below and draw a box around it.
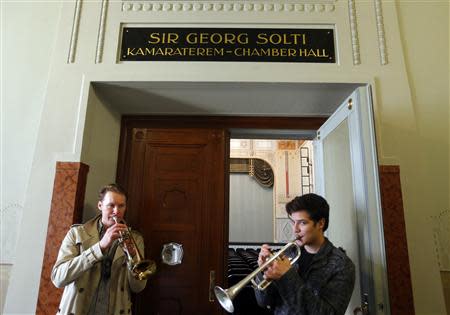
[237,248,259,270]
[227,247,274,315]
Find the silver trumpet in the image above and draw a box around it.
[214,240,301,313]
[112,216,156,280]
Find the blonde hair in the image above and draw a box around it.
[98,183,127,202]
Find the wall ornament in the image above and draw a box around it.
[121,1,336,13]
[230,158,274,188]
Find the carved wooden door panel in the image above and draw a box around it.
[120,128,227,315]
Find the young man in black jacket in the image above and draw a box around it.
[255,193,355,315]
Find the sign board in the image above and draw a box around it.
[120,27,335,63]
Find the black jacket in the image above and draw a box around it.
[254,238,355,315]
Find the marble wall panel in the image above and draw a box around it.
[36,162,89,315]
[379,165,415,315]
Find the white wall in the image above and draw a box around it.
[2,1,448,314]
[80,85,122,222]
[396,3,449,313]
[0,1,60,311]
[229,174,274,242]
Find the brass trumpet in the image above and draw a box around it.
[112,216,156,280]
[214,240,301,313]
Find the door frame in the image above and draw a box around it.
[116,116,326,311]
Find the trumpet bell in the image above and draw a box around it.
[112,215,157,280]
[132,259,157,280]
[214,286,235,313]
[214,240,301,312]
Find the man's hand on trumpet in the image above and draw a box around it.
[122,236,137,257]
[264,256,291,280]
[99,221,127,253]
[258,244,292,280]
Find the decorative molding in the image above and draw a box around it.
[68,0,82,63]
[0,203,24,263]
[348,0,360,65]
[230,158,274,188]
[0,202,24,212]
[277,140,297,150]
[276,218,294,242]
[374,0,388,65]
[284,151,290,197]
[431,209,450,271]
[96,0,109,63]
[121,1,336,13]
[133,128,147,140]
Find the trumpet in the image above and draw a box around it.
[112,216,156,280]
[214,240,301,313]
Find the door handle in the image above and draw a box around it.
[209,270,215,302]
[161,242,183,265]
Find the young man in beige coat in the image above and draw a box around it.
[52,184,148,315]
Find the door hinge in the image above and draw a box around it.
[347,98,353,110]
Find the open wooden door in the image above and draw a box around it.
[118,127,227,315]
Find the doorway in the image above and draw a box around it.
[82,83,388,315]
[227,137,315,315]
[115,116,325,315]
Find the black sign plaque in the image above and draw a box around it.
[120,27,335,63]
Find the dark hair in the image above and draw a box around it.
[285,193,329,232]
[98,183,128,202]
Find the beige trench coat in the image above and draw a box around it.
[51,215,147,315]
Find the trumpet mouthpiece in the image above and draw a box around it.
[111,216,124,224]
